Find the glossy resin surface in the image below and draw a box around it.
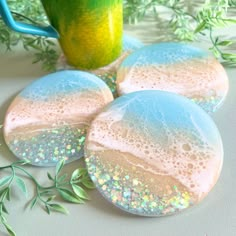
[85,90,223,216]
[4,70,113,166]
[117,43,229,113]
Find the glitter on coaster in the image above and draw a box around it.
[116,42,229,113]
[3,70,113,166]
[85,90,224,216]
[57,34,144,97]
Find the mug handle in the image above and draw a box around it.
[0,0,59,38]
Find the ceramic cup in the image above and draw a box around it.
[0,0,123,69]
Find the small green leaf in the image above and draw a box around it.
[46,40,56,46]
[0,214,7,223]
[71,168,88,181]
[30,197,38,209]
[48,204,69,215]
[215,37,219,44]
[40,190,53,196]
[81,179,96,189]
[0,176,11,187]
[56,159,65,176]
[224,19,236,24]
[71,169,82,181]
[0,188,10,201]
[80,169,90,178]
[0,187,9,201]
[222,53,236,60]
[47,172,54,181]
[2,203,9,214]
[58,188,84,204]
[58,173,68,183]
[222,60,236,67]
[217,40,234,46]
[2,222,16,236]
[46,195,56,202]
[15,176,28,197]
[0,203,8,214]
[194,22,207,33]
[6,188,10,201]
[0,203,3,213]
[72,185,90,200]
[45,205,51,215]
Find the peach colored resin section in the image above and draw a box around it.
[4,89,113,141]
[117,58,228,112]
[86,110,222,202]
[85,91,223,216]
[3,70,114,166]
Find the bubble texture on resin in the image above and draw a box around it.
[116,42,229,113]
[3,70,113,166]
[85,90,223,216]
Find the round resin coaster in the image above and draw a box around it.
[116,42,229,113]
[85,90,223,216]
[57,34,144,97]
[4,70,113,166]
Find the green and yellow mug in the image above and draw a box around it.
[0,0,123,69]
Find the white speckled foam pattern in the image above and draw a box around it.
[4,70,113,166]
[117,43,229,113]
[85,91,223,216]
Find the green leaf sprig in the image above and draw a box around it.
[0,0,59,71]
[124,0,236,66]
[0,159,95,236]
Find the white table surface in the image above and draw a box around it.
[0,17,236,236]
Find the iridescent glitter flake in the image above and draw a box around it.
[85,90,224,216]
[9,126,86,165]
[4,70,113,166]
[116,42,229,113]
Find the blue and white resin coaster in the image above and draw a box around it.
[117,42,229,113]
[4,70,113,166]
[85,90,223,216]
